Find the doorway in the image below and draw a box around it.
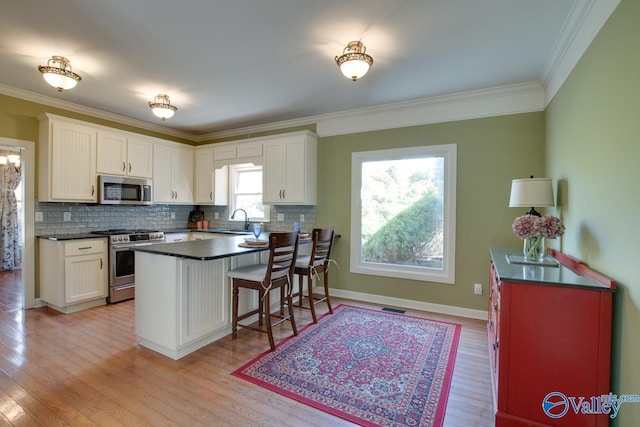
[0,137,35,310]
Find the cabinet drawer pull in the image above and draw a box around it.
[100,258,103,269]
[91,185,95,196]
[122,161,126,172]
[210,191,212,200]
[78,246,92,250]
[129,162,132,173]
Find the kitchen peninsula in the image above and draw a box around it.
[132,235,273,359]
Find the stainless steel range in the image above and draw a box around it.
[91,229,165,303]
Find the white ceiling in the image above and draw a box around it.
[0,0,618,140]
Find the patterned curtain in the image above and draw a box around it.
[0,152,21,270]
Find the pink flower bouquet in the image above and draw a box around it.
[512,215,565,240]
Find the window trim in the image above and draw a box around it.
[228,163,270,222]
[350,144,456,284]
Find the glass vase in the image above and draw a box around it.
[523,236,545,262]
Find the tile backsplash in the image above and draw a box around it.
[34,202,316,235]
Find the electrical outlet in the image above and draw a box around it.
[277,213,284,221]
[63,212,71,222]
[170,212,175,219]
[214,212,219,220]
[300,214,305,222]
[35,212,43,222]
[474,283,483,295]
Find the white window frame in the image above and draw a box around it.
[350,144,456,284]
[228,163,270,222]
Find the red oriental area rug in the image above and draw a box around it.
[232,304,461,426]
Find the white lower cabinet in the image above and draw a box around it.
[39,238,108,313]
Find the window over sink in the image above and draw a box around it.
[350,144,456,284]
[228,163,270,222]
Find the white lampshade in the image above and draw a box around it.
[509,178,554,208]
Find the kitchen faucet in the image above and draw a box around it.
[231,208,250,230]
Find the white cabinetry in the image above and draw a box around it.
[97,132,153,178]
[154,144,194,204]
[213,141,263,169]
[262,131,317,205]
[39,238,108,313]
[194,147,228,205]
[38,114,98,202]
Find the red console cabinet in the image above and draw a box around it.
[488,247,615,427]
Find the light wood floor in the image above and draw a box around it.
[0,270,494,426]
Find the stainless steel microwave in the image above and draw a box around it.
[98,175,152,205]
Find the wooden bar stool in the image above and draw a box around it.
[228,232,299,351]
[290,228,335,324]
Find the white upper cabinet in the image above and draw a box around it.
[97,132,153,178]
[194,146,228,205]
[213,141,263,169]
[38,114,98,202]
[262,131,317,205]
[154,144,194,204]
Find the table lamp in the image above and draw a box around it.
[509,176,554,216]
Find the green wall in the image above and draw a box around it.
[545,0,639,424]
[317,112,545,311]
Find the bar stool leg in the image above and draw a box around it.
[324,269,333,314]
[287,280,298,336]
[264,291,275,351]
[232,281,239,339]
[307,272,318,323]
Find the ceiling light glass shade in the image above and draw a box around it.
[148,94,177,120]
[335,41,373,81]
[509,177,554,216]
[38,56,82,91]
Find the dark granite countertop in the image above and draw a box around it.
[37,233,108,241]
[132,234,271,260]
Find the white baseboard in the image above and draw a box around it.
[324,288,488,320]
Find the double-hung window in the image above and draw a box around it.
[350,144,456,283]
[228,163,270,222]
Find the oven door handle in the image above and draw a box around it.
[113,284,135,291]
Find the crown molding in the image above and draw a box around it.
[191,116,318,142]
[0,83,194,141]
[541,0,621,105]
[315,82,545,137]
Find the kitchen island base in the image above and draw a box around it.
[135,251,264,360]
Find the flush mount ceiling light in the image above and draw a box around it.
[38,56,82,91]
[335,40,374,81]
[148,94,177,120]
